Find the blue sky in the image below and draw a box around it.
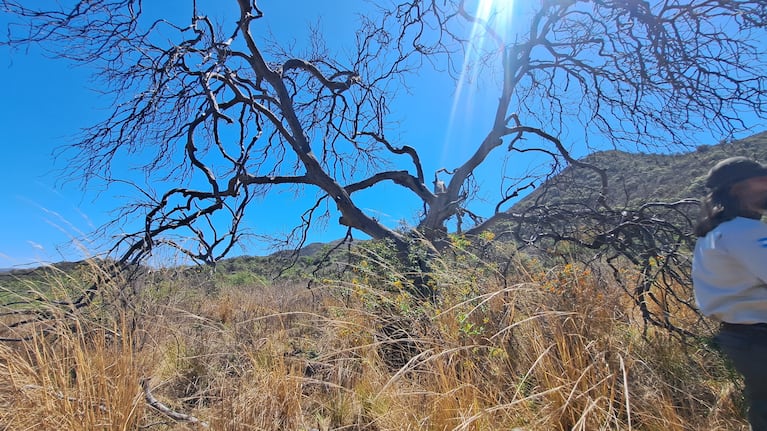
[1,39,100,268]
[0,1,509,268]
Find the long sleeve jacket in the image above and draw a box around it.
[692,216,767,324]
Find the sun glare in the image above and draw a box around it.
[442,0,517,165]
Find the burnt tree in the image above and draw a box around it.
[2,0,766,323]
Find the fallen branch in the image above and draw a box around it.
[141,378,210,428]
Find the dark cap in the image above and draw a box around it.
[705,156,767,190]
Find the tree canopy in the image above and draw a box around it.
[3,0,766,272]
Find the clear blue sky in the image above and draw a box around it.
[0,1,510,268]
[1,36,102,268]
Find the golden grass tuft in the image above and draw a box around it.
[0,317,145,430]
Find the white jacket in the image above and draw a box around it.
[692,216,767,324]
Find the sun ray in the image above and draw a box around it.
[442,0,518,167]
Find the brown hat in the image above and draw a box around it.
[705,156,767,190]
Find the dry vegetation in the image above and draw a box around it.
[0,242,750,430]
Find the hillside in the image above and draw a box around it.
[513,131,767,211]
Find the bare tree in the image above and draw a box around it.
[2,1,766,312]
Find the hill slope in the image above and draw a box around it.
[512,131,767,211]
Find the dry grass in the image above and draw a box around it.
[0,316,145,429]
[0,248,750,430]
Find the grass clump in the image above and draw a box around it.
[0,315,145,429]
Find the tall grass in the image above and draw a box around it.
[0,311,145,429]
[0,245,749,430]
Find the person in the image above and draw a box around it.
[692,156,767,431]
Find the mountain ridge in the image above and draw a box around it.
[512,131,767,212]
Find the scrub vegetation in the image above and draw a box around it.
[0,237,749,430]
[3,124,766,431]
